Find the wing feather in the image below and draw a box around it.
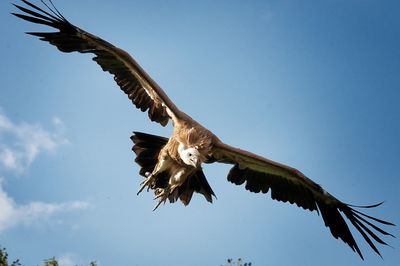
[13,0,182,126]
[212,141,394,259]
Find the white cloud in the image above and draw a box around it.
[52,116,65,129]
[0,112,12,130]
[58,253,84,266]
[0,148,18,169]
[0,111,68,174]
[0,178,89,232]
[58,252,98,266]
[0,109,88,232]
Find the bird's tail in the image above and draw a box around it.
[130,131,216,206]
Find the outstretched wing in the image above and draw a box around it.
[13,0,183,126]
[211,141,394,259]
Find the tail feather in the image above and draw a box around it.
[177,170,216,205]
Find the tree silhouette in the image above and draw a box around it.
[222,258,252,266]
[43,257,58,266]
[0,247,21,266]
[0,247,96,266]
[3,246,247,266]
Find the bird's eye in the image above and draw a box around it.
[188,153,192,157]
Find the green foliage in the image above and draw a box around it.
[0,247,97,266]
[0,247,6,266]
[43,257,58,266]
[41,256,97,266]
[0,247,21,266]
[4,246,246,266]
[42,256,97,266]
[222,258,252,266]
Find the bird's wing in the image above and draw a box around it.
[13,0,183,126]
[211,141,394,259]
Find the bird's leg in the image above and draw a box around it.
[152,168,187,211]
[137,158,170,195]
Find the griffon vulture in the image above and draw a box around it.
[13,0,394,259]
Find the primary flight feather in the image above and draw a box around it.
[13,0,394,259]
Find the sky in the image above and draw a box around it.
[0,0,399,265]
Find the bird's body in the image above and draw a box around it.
[13,0,394,259]
[134,111,219,208]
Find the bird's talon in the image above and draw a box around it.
[137,173,155,195]
[152,187,170,211]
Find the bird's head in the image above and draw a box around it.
[178,143,203,168]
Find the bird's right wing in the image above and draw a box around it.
[13,0,184,126]
[211,141,395,259]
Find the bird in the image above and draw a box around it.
[13,0,394,260]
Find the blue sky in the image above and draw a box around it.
[1,0,399,265]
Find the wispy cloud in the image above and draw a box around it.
[0,111,68,174]
[0,178,89,232]
[0,109,88,232]
[57,253,89,266]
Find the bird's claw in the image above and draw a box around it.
[152,187,170,211]
[137,172,155,195]
[137,172,173,211]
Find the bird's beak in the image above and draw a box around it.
[190,158,200,168]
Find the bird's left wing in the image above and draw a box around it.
[211,141,394,259]
[13,0,184,126]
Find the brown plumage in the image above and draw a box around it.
[13,0,394,260]
[131,132,215,206]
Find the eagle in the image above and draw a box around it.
[13,0,394,259]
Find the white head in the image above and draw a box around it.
[178,143,202,167]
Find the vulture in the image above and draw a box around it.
[13,0,394,259]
